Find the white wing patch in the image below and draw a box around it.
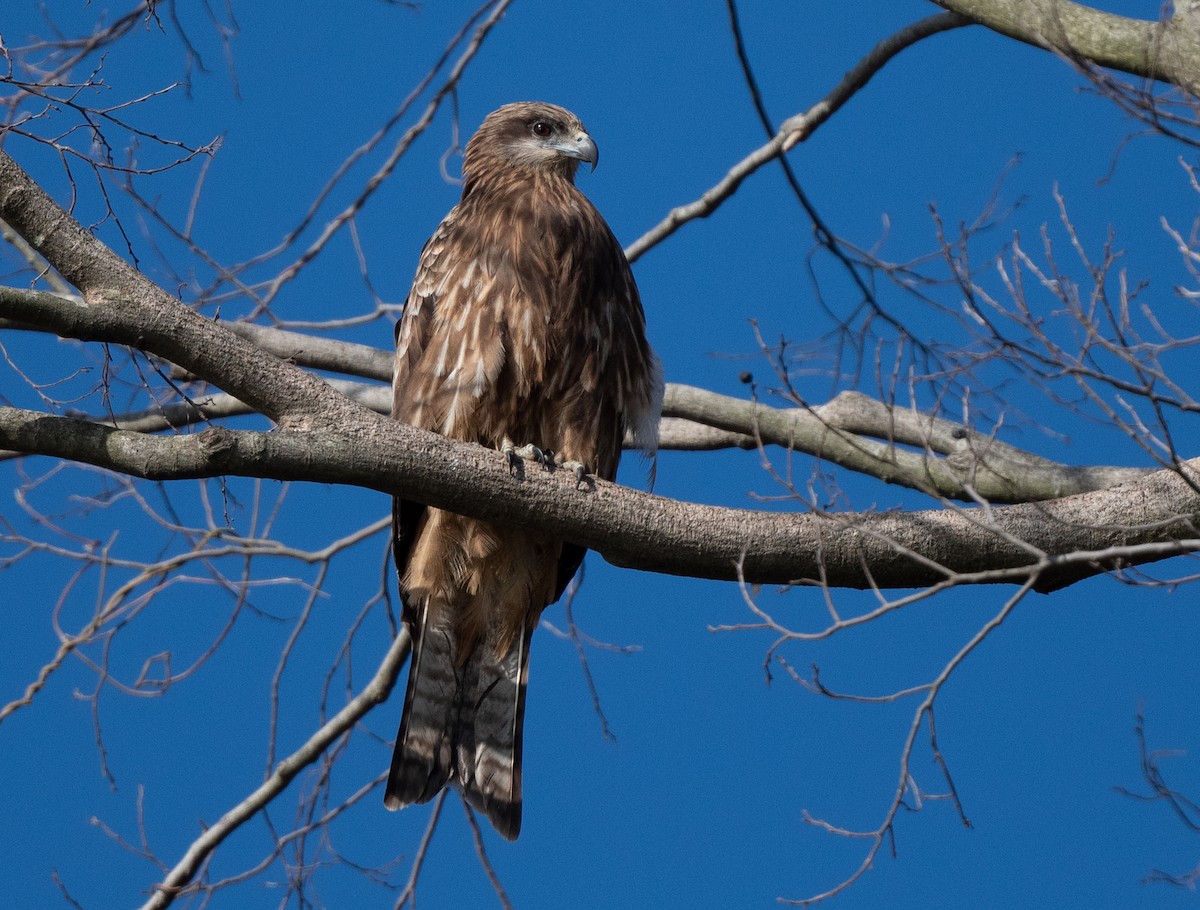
[630,347,664,454]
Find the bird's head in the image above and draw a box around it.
[463,101,599,185]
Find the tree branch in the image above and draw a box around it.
[664,385,1149,501]
[0,151,363,430]
[137,627,411,910]
[624,12,970,262]
[932,0,1200,91]
[1,403,1197,592]
[2,120,1196,598]
[0,291,1149,500]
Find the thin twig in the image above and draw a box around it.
[137,628,412,910]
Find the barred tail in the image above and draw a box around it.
[385,611,532,842]
[453,620,532,841]
[384,607,457,810]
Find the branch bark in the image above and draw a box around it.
[664,385,1149,502]
[932,0,1200,91]
[1,403,1197,592]
[0,293,1150,501]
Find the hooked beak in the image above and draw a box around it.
[554,132,599,172]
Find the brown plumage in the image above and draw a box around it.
[384,102,662,840]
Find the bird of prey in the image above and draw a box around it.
[384,102,662,840]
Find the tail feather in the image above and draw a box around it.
[385,610,533,841]
[384,609,458,810]
[454,622,531,840]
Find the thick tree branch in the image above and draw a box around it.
[3,9,1197,910]
[932,0,1200,90]
[0,292,1149,500]
[2,132,1195,597]
[1,404,1197,592]
[664,385,1149,501]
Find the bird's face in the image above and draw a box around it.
[468,102,599,181]
[515,110,598,172]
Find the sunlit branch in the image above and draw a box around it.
[137,627,411,910]
[624,12,970,262]
[931,0,1200,90]
[2,402,1199,591]
[0,289,1152,500]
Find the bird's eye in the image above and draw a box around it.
[530,120,553,138]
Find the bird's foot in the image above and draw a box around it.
[500,439,590,488]
[559,460,590,490]
[502,439,553,479]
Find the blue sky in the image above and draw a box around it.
[2,1,1199,908]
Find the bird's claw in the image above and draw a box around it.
[560,460,590,490]
[502,440,553,478]
[502,439,590,488]
[517,443,550,468]
[502,441,520,477]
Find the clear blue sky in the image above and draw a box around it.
[2,1,1199,908]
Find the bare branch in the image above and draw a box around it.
[137,627,411,910]
[0,151,355,428]
[789,579,1032,905]
[254,0,514,310]
[665,384,1149,501]
[2,403,1199,591]
[0,295,1148,499]
[624,13,970,262]
[392,791,447,909]
[0,139,1187,594]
